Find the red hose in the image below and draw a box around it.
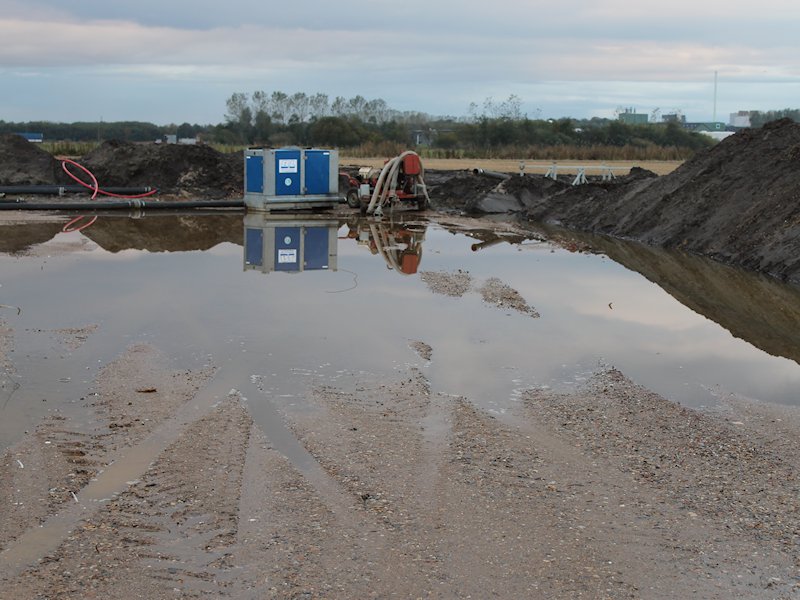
[62,215,98,233]
[61,159,158,199]
[59,158,157,233]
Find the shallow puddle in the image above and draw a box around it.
[2,212,800,449]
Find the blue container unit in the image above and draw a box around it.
[244,148,340,211]
[242,213,338,274]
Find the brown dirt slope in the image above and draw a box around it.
[524,119,800,283]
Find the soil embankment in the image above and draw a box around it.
[519,119,800,283]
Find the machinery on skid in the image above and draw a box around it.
[343,151,431,216]
[244,147,341,212]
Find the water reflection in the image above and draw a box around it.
[342,218,426,275]
[528,224,800,368]
[0,221,64,254]
[1,213,800,417]
[0,213,243,254]
[239,215,428,277]
[243,214,338,274]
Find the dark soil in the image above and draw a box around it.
[0,136,242,198]
[427,171,500,211]
[0,134,72,186]
[522,119,800,283]
[80,140,243,198]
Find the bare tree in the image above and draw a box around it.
[309,93,330,118]
[270,91,289,124]
[289,92,310,122]
[331,96,348,117]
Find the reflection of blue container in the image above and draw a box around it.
[243,214,338,274]
[274,226,301,271]
[244,148,340,211]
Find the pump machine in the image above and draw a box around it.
[244,147,341,211]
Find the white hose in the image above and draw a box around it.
[368,222,412,275]
[366,151,431,215]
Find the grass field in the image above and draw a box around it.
[340,157,682,176]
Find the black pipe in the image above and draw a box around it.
[472,168,511,180]
[0,199,245,211]
[0,185,155,195]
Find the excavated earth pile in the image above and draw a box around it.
[428,170,571,214]
[80,140,243,198]
[522,119,800,283]
[0,134,72,186]
[0,136,243,198]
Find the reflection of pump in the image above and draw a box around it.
[243,214,338,274]
[344,217,426,275]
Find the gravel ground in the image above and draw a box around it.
[1,273,799,598]
[420,271,540,317]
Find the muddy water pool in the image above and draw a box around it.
[2,213,799,449]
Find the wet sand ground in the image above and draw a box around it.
[2,294,800,598]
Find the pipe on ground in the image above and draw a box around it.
[472,168,511,180]
[0,199,245,211]
[0,185,155,195]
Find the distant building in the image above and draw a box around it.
[684,122,726,132]
[618,108,649,125]
[16,132,43,143]
[156,134,199,145]
[729,111,752,128]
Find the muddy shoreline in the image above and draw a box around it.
[2,335,799,598]
[2,219,800,597]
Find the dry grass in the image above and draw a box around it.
[340,157,682,176]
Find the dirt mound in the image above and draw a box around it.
[0,136,243,198]
[428,171,500,212]
[526,119,800,283]
[492,174,572,212]
[80,141,242,198]
[0,134,71,186]
[429,170,575,214]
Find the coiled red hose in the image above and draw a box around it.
[61,159,158,200]
[60,158,158,233]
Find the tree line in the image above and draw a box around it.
[748,109,800,127]
[215,91,714,156]
[7,89,777,158]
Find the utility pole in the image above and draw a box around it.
[713,71,718,124]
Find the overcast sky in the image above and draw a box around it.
[2,0,799,125]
